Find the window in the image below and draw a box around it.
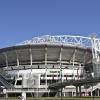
[40,79,45,85]
[16,80,22,85]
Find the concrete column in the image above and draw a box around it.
[37,88,39,97]
[91,91,92,96]
[48,90,49,97]
[76,86,78,96]
[59,88,63,97]
[79,86,81,97]
[97,89,99,96]
[72,91,73,97]
[22,74,27,88]
[6,93,8,99]
[38,74,40,88]
[64,92,65,97]
[16,51,19,67]
[22,92,26,100]
[72,49,76,79]
[4,53,8,67]
[29,48,33,67]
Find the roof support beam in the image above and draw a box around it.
[69,49,77,66]
[72,49,77,66]
[3,53,8,67]
[71,49,77,79]
[45,47,47,66]
[83,51,87,65]
[29,48,33,68]
[16,51,19,67]
[15,51,20,77]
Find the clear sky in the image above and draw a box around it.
[0,0,100,47]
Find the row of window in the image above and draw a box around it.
[41,75,83,77]
[40,79,57,85]
[15,79,59,85]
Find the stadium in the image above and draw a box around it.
[0,35,100,100]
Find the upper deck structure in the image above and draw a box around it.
[0,35,93,69]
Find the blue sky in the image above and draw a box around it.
[0,0,100,47]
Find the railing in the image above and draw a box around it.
[6,88,49,93]
[6,88,34,93]
[87,83,100,92]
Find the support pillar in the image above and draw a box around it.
[64,91,65,97]
[79,86,81,97]
[71,91,73,97]
[60,88,62,97]
[91,91,92,96]
[29,48,33,71]
[48,90,49,97]
[97,89,99,96]
[16,51,19,67]
[72,49,76,79]
[4,53,8,67]
[22,92,26,100]
[76,86,78,96]
[16,51,20,77]
[6,93,8,99]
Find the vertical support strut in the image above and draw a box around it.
[29,47,33,90]
[29,47,33,70]
[22,92,26,100]
[60,47,62,80]
[4,53,8,67]
[16,51,20,77]
[45,46,47,90]
[60,46,62,98]
[90,35,100,77]
[6,93,8,99]
[79,85,81,97]
[76,86,78,97]
[16,51,19,67]
[72,49,76,79]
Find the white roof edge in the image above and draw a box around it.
[16,35,99,47]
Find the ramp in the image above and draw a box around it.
[48,77,100,89]
[0,74,14,89]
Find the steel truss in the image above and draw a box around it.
[91,37,100,63]
[17,35,91,47]
[90,36,100,77]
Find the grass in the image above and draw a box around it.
[0,97,100,100]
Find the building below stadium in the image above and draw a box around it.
[0,35,100,99]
